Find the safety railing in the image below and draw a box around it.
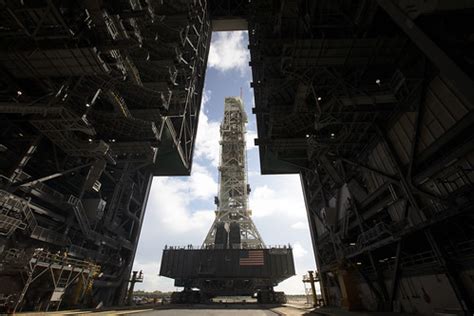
[164,244,293,250]
[31,249,100,273]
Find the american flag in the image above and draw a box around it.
[239,250,265,266]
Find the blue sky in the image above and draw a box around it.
[132,31,315,294]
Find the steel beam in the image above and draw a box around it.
[376,0,474,108]
[8,163,93,189]
[378,127,474,315]
[341,158,399,183]
[389,241,402,311]
[425,231,474,315]
[301,172,329,306]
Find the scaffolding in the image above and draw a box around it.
[12,249,100,312]
[303,271,321,307]
[0,0,210,308]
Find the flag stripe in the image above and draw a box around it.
[239,250,265,266]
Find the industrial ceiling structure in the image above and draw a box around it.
[0,0,473,314]
[0,0,210,311]
[248,1,474,315]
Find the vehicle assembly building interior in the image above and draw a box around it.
[0,0,473,315]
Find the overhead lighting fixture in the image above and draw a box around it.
[305,134,310,138]
[330,133,335,137]
[111,139,116,142]
[88,138,93,142]
[349,242,356,246]
[375,79,381,85]
[317,97,322,101]
[86,103,91,107]
[356,262,362,265]
[17,90,22,96]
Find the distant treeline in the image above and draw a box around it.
[133,290,172,297]
[133,291,307,298]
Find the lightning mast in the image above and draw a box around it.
[203,97,265,249]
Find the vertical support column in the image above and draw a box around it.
[389,241,402,311]
[116,172,153,306]
[308,271,319,307]
[300,172,329,306]
[127,271,138,306]
[351,198,389,309]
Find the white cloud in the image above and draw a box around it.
[195,90,220,166]
[141,164,216,236]
[250,176,307,220]
[202,88,211,107]
[189,163,218,199]
[275,275,306,295]
[248,170,260,177]
[133,260,175,293]
[246,128,258,151]
[293,242,309,258]
[291,222,307,230]
[276,274,321,295]
[208,31,249,75]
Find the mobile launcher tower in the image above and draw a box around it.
[160,97,295,303]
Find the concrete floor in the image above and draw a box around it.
[17,303,314,315]
[131,309,278,315]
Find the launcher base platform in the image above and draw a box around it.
[159,247,295,300]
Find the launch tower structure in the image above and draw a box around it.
[203,97,264,249]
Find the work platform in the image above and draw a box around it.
[160,247,295,299]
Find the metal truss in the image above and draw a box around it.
[203,97,265,249]
[8,249,99,312]
[0,0,210,310]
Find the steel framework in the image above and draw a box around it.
[248,1,474,315]
[0,0,210,311]
[203,97,264,249]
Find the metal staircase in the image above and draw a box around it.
[67,195,92,238]
[0,190,31,236]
